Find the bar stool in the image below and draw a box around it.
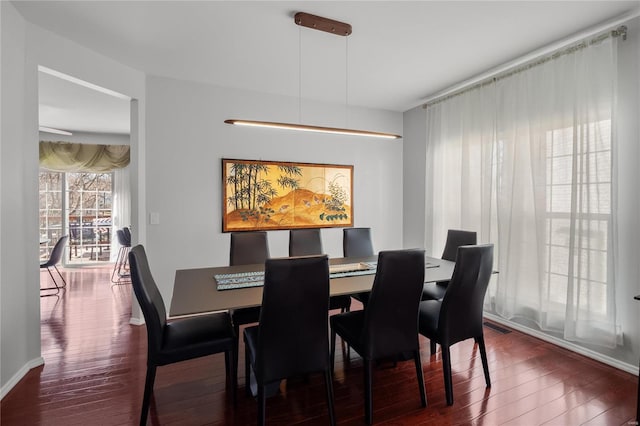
[111,228,131,284]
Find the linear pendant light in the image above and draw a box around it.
[224,119,401,139]
[224,12,402,140]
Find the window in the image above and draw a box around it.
[40,171,113,265]
[544,120,611,317]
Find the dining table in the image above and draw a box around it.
[169,255,455,318]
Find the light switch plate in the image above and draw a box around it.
[150,212,160,225]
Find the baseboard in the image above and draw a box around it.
[0,356,44,400]
[129,316,145,326]
[484,313,638,375]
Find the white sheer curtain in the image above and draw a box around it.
[110,166,131,261]
[425,35,619,347]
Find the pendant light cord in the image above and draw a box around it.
[299,26,302,124]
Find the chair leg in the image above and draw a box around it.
[41,267,61,296]
[140,365,156,426]
[46,268,60,289]
[52,265,67,288]
[364,359,374,425]
[430,340,437,356]
[225,348,237,405]
[337,319,350,358]
[257,384,266,426]
[245,344,252,397]
[442,345,454,406]
[234,323,240,387]
[342,307,351,363]
[477,335,491,387]
[330,329,337,373]
[414,350,427,407]
[112,247,131,284]
[117,247,131,278]
[324,370,336,426]
[111,247,125,283]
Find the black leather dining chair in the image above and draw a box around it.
[244,255,336,426]
[230,231,270,266]
[129,245,236,426]
[289,229,351,313]
[418,244,493,406]
[229,232,270,378]
[330,249,427,425]
[289,228,323,257]
[343,227,375,308]
[40,235,68,296]
[343,227,374,258]
[422,229,477,301]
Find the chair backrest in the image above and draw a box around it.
[229,231,270,266]
[128,245,167,357]
[68,226,81,241]
[343,227,374,258]
[256,255,330,383]
[122,227,132,246]
[44,235,68,267]
[116,229,128,246]
[289,228,323,257]
[438,244,494,346]
[362,249,425,359]
[441,230,477,262]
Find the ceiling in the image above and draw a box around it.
[38,71,131,135]
[15,1,639,135]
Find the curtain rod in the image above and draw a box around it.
[421,9,639,109]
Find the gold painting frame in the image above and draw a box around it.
[222,158,353,232]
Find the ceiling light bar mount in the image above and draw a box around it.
[294,12,352,36]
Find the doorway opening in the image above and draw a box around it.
[38,66,131,267]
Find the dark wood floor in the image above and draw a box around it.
[1,265,637,425]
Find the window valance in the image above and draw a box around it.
[39,141,130,172]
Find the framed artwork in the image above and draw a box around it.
[222,158,353,232]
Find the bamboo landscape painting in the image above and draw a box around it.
[222,159,353,232]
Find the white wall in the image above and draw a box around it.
[1,1,42,398]
[402,17,640,369]
[0,1,146,396]
[402,106,427,251]
[608,16,640,366]
[145,75,404,308]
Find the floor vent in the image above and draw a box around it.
[483,321,511,334]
